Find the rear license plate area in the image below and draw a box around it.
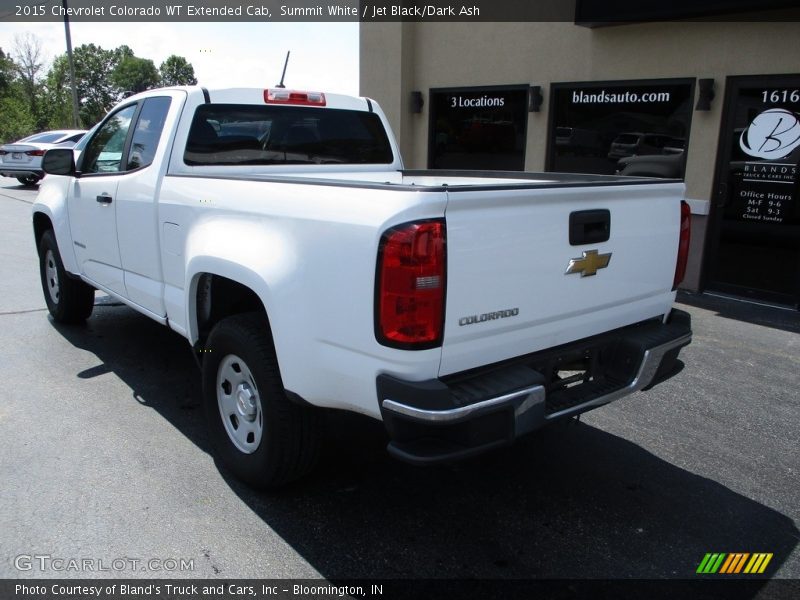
[528,341,639,416]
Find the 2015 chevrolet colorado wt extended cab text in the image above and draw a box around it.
[33,86,692,488]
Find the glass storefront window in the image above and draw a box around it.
[428,85,529,171]
[705,74,800,307]
[547,79,695,178]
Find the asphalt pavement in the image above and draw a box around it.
[0,179,797,593]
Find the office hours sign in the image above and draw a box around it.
[729,90,800,225]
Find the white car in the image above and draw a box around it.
[0,129,86,186]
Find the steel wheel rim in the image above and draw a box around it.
[45,249,60,305]
[216,354,263,454]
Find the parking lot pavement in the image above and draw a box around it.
[0,180,797,588]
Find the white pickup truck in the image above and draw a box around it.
[33,86,692,488]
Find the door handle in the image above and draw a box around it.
[569,209,611,245]
[96,194,113,204]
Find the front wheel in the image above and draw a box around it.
[38,230,94,323]
[202,312,320,489]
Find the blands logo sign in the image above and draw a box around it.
[696,552,773,575]
[740,109,800,160]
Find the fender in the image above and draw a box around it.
[184,257,276,345]
[182,216,308,387]
[32,177,79,275]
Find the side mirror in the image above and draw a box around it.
[42,148,77,176]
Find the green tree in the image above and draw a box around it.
[115,45,135,60]
[44,44,120,127]
[12,33,46,129]
[41,54,75,129]
[0,47,36,142]
[112,55,160,94]
[40,45,197,130]
[0,95,36,142]
[0,48,14,93]
[159,55,197,86]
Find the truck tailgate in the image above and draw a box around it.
[440,181,684,376]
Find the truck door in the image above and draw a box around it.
[67,103,138,296]
[115,95,176,316]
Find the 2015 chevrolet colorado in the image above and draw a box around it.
[33,86,691,488]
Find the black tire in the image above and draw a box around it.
[202,312,320,489]
[17,175,41,186]
[38,230,95,323]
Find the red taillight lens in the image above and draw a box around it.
[376,220,446,348]
[264,89,326,106]
[26,150,45,156]
[673,200,691,290]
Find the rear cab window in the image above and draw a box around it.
[184,104,394,166]
[127,97,172,171]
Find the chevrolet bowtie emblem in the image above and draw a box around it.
[565,249,612,277]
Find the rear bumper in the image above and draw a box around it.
[0,167,42,179]
[378,308,691,465]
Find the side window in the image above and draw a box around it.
[127,97,172,171]
[81,105,137,174]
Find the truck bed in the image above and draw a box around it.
[170,168,678,191]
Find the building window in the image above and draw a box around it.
[428,85,529,171]
[547,79,695,178]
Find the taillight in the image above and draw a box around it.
[264,89,326,106]
[26,150,45,156]
[376,220,446,349]
[673,200,691,290]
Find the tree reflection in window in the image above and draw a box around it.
[127,97,171,171]
[81,105,136,174]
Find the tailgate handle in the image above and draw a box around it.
[569,209,610,246]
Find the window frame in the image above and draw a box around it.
[124,96,173,172]
[78,102,141,177]
[77,96,172,177]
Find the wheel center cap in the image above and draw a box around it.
[235,383,257,421]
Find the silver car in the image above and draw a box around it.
[0,129,87,186]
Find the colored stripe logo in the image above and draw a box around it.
[696,553,773,574]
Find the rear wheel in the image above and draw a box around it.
[17,175,41,186]
[202,312,320,489]
[38,230,94,323]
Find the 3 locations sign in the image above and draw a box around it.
[429,86,529,170]
[547,79,694,178]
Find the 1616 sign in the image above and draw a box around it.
[761,89,800,104]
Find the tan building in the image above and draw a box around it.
[360,16,800,308]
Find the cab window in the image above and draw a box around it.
[127,97,172,171]
[81,105,137,174]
